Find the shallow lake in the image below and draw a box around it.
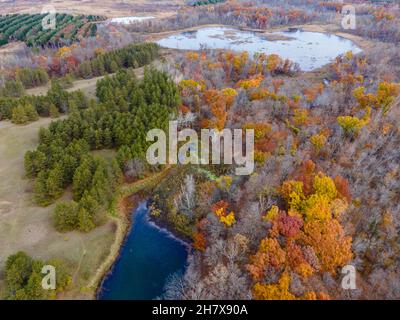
[156,27,362,71]
[98,202,188,300]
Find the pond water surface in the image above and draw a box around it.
[156,27,362,71]
[98,202,188,300]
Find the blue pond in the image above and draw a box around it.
[98,202,189,300]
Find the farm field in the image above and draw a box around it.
[0,13,103,47]
[0,0,183,19]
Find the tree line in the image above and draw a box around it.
[0,81,89,124]
[77,42,160,79]
[0,42,160,97]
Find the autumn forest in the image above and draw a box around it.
[0,0,399,302]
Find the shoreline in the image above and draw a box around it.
[94,196,145,299]
[95,198,191,300]
[87,166,173,299]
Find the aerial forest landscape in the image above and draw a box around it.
[0,0,399,304]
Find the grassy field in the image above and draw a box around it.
[0,118,116,299]
[1,0,182,19]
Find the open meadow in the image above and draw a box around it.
[0,118,116,299]
[0,0,182,18]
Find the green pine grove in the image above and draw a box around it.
[24,68,180,232]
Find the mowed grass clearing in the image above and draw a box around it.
[0,118,116,299]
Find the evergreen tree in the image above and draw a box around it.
[46,164,64,200]
[1,80,25,97]
[34,171,50,206]
[24,150,46,178]
[72,155,95,201]
[11,105,29,124]
[78,207,95,232]
[54,201,79,232]
[5,251,33,296]
[78,61,92,79]
[49,103,60,118]
[24,103,39,121]
[4,251,70,300]
[109,60,119,73]
[79,190,99,216]
[25,268,47,300]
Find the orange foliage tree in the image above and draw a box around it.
[247,161,353,299]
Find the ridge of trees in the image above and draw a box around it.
[76,42,160,79]
[1,42,160,96]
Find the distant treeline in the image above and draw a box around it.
[191,0,226,6]
[0,13,103,47]
[0,42,161,96]
[0,81,88,124]
[0,67,49,98]
[77,42,160,78]
[24,68,180,232]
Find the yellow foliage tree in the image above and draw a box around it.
[252,272,295,300]
[262,205,279,222]
[310,133,327,153]
[337,108,370,138]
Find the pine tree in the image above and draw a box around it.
[49,103,60,118]
[1,80,25,97]
[79,190,99,215]
[24,103,39,121]
[103,128,113,148]
[72,155,95,201]
[25,269,46,300]
[54,201,79,231]
[78,207,95,232]
[34,171,50,206]
[78,61,92,79]
[109,60,119,73]
[46,165,64,201]
[24,150,46,178]
[5,251,33,295]
[11,105,29,124]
